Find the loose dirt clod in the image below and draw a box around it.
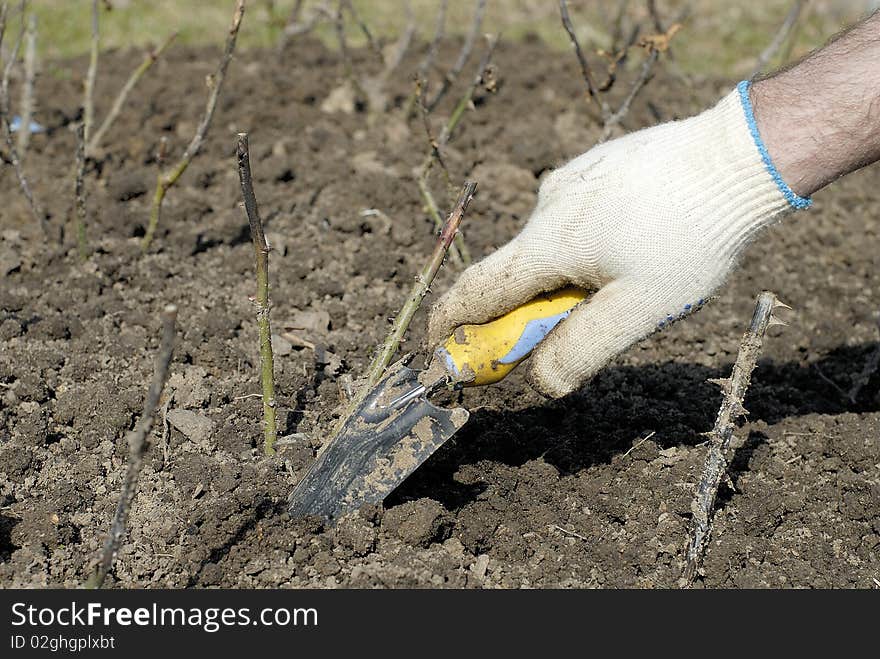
[382,498,452,548]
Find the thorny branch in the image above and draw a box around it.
[609,0,632,54]
[366,180,478,388]
[682,291,787,586]
[141,0,245,251]
[87,304,177,589]
[87,31,177,156]
[237,133,278,456]
[417,34,497,267]
[598,6,684,142]
[404,0,448,117]
[381,1,415,77]
[425,0,487,112]
[0,1,47,237]
[559,0,685,142]
[328,181,477,441]
[559,0,610,121]
[277,0,329,55]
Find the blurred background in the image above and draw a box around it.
[21,0,875,77]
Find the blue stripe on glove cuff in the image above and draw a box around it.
[737,80,812,210]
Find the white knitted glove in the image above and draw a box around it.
[428,82,811,398]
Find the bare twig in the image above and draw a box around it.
[553,524,589,541]
[237,133,278,456]
[326,181,477,443]
[73,121,88,259]
[86,304,177,589]
[15,11,35,157]
[277,0,329,55]
[417,35,497,266]
[382,1,415,76]
[0,2,47,236]
[87,31,177,156]
[609,0,631,53]
[646,0,664,32]
[417,35,496,267]
[416,78,448,181]
[752,0,808,77]
[365,180,477,388]
[440,37,497,162]
[598,14,683,142]
[622,430,656,458]
[83,0,99,145]
[404,0,448,117]
[141,0,245,251]
[332,1,356,87]
[417,0,448,89]
[559,0,610,121]
[342,0,382,64]
[356,1,414,114]
[812,363,849,400]
[598,49,657,142]
[425,0,487,112]
[683,291,786,586]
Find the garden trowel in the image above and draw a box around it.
[288,287,588,521]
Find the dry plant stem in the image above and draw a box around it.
[74,122,88,259]
[342,0,381,64]
[237,133,278,456]
[440,35,498,146]
[418,0,448,86]
[609,0,631,52]
[277,0,328,54]
[598,1,690,142]
[15,12,35,156]
[418,178,463,266]
[646,0,664,32]
[141,0,245,251]
[327,181,477,441]
[83,0,99,145]
[0,3,46,237]
[753,0,807,77]
[383,1,415,75]
[559,0,610,121]
[404,0,448,117]
[86,304,177,589]
[87,31,177,156]
[425,0,487,112]
[599,49,658,142]
[365,180,477,388]
[417,36,496,264]
[332,0,366,99]
[683,291,782,586]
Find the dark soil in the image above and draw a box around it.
[0,35,878,588]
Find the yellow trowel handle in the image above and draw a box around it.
[435,287,588,387]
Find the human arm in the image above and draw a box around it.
[427,13,880,398]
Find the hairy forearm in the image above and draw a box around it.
[751,11,880,197]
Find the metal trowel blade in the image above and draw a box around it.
[288,363,469,522]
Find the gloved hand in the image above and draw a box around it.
[428,82,811,398]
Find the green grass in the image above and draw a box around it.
[7,1,868,79]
